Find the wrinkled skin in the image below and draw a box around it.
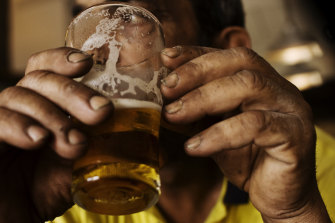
[160,46,328,222]
[0,0,331,222]
[0,48,113,222]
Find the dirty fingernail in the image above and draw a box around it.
[67,50,92,63]
[161,46,182,58]
[68,129,86,145]
[161,73,179,88]
[185,136,201,150]
[90,96,111,110]
[27,125,49,142]
[165,100,183,114]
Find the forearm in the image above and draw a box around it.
[262,192,332,223]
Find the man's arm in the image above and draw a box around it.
[0,47,113,222]
[160,45,332,222]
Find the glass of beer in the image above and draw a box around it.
[65,3,167,215]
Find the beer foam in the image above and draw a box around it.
[75,5,166,106]
[112,98,162,111]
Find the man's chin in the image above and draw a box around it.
[158,117,221,167]
[159,119,202,137]
[157,125,191,168]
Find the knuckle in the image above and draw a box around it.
[244,110,267,132]
[188,87,207,113]
[0,86,23,103]
[188,84,218,118]
[59,78,86,95]
[236,70,266,92]
[18,70,52,88]
[0,86,17,98]
[185,61,204,74]
[180,60,206,83]
[192,46,209,57]
[192,86,204,98]
[232,47,259,63]
[26,52,39,67]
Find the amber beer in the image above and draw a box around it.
[72,98,161,215]
[66,3,166,215]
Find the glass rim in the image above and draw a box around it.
[72,2,163,30]
[66,1,165,47]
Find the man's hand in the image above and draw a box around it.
[0,47,113,222]
[160,46,331,222]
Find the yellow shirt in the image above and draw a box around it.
[49,127,335,222]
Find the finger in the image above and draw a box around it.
[18,71,113,125]
[164,70,301,124]
[0,86,88,159]
[161,45,217,70]
[160,47,280,100]
[0,107,49,149]
[184,110,315,192]
[184,110,303,163]
[25,47,93,77]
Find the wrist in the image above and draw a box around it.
[262,189,332,223]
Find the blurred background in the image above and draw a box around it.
[0,0,334,136]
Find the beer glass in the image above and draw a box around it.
[65,3,166,215]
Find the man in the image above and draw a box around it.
[0,0,334,222]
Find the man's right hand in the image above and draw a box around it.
[0,47,113,222]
